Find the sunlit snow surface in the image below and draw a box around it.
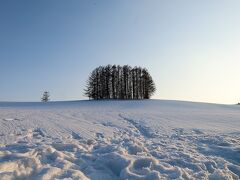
[0,100,239,179]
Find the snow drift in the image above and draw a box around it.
[0,100,239,179]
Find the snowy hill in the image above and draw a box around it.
[0,100,239,179]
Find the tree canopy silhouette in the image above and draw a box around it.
[84,65,156,100]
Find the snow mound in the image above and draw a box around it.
[0,100,240,179]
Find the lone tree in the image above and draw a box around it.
[41,91,50,102]
[84,65,156,100]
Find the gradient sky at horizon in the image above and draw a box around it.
[0,0,240,104]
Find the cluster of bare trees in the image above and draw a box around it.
[84,65,156,100]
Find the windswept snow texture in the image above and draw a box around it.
[0,100,240,180]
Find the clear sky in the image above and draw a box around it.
[1,0,240,104]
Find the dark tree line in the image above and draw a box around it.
[84,65,156,100]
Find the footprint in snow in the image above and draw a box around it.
[33,128,47,138]
[96,132,104,139]
[71,131,82,140]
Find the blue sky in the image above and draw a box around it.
[0,0,240,103]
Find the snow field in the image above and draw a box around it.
[0,100,239,179]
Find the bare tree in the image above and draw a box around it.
[41,91,50,102]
